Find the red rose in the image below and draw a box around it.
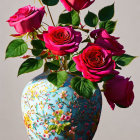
[43,26,82,56]
[7,5,45,34]
[60,0,95,11]
[90,29,125,56]
[103,75,134,110]
[73,43,118,82]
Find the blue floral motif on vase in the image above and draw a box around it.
[21,72,102,140]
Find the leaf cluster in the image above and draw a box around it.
[5,2,136,99]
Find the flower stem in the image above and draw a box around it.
[67,72,80,77]
[44,63,48,72]
[60,24,89,33]
[42,22,50,26]
[100,89,104,92]
[38,0,48,17]
[46,5,55,26]
[73,26,89,33]
[64,56,68,70]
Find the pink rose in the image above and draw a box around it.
[90,29,125,56]
[103,75,134,110]
[73,43,117,82]
[7,5,45,34]
[43,26,82,56]
[60,0,95,11]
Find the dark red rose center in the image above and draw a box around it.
[84,46,105,68]
[50,29,71,45]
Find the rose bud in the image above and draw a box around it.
[43,26,82,56]
[7,5,45,34]
[60,0,95,11]
[103,75,134,110]
[90,29,125,56]
[73,43,118,82]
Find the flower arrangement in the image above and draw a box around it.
[6,0,135,110]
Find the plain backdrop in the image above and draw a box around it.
[0,0,140,139]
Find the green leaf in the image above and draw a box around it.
[58,10,80,26]
[68,60,77,72]
[58,12,72,25]
[66,54,73,60]
[40,53,48,59]
[42,0,59,6]
[84,11,98,27]
[45,60,60,70]
[31,40,45,49]
[102,74,115,81]
[99,20,117,34]
[112,55,119,61]
[71,71,82,76]
[48,71,68,87]
[113,54,136,66]
[18,58,43,76]
[71,10,80,26]
[71,77,97,99]
[98,3,114,21]
[31,40,45,56]
[6,39,28,58]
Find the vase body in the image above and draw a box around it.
[21,72,102,140]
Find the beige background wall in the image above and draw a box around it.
[0,0,140,139]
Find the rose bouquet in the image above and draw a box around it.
[6,0,135,139]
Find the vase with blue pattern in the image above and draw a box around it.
[21,71,102,140]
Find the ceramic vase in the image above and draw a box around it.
[21,72,102,140]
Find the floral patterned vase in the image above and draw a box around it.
[21,72,102,140]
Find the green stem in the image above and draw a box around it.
[64,56,68,70]
[100,89,104,92]
[72,26,89,33]
[42,22,50,26]
[38,0,48,17]
[44,62,48,73]
[67,72,80,77]
[46,5,55,26]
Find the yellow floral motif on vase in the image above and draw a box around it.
[24,114,32,129]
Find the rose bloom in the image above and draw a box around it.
[90,29,125,56]
[73,43,117,82]
[43,26,82,56]
[103,75,134,110]
[7,5,45,34]
[60,0,95,11]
